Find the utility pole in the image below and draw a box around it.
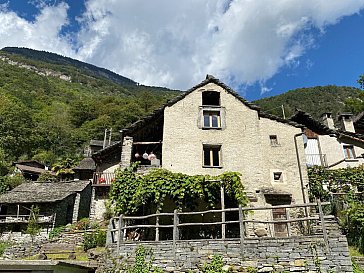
[281,105,286,119]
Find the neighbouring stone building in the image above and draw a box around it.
[91,75,310,234]
[0,180,91,237]
[12,160,53,181]
[291,110,364,169]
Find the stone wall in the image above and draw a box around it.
[110,236,352,273]
[162,82,307,207]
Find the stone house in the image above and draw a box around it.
[0,180,91,231]
[12,160,53,181]
[291,110,364,169]
[91,75,310,234]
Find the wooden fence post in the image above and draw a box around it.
[286,209,291,237]
[239,205,245,256]
[155,213,160,242]
[117,215,123,251]
[173,209,179,257]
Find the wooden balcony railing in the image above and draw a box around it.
[93,172,115,186]
[0,214,54,224]
[306,154,327,167]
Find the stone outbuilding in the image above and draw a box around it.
[12,160,53,181]
[0,180,91,230]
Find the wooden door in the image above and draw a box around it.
[272,207,288,237]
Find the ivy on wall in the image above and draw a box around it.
[110,165,247,215]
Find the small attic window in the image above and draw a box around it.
[202,91,220,106]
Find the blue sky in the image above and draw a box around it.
[0,0,364,101]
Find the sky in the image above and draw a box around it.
[0,0,364,101]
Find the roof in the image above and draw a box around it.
[13,160,46,169]
[290,109,364,143]
[0,180,90,204]
[92,75,303,158]
[73,157,96,170]
[15,164,48,175]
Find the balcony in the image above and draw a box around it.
[306,154,327,167]
[0,214,54,224]
[93,172,115,186]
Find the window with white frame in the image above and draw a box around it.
[203,145,222,167]
[343,145,355,159]
[203,110,221,128]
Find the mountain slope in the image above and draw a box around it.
[0,47,179,164]
[253,85,362,119]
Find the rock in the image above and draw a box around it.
[88,248,104,261]
[37,253,47,260]
[254,228,268,237]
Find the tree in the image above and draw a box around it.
[358,75,364,90]
[25,205,41,244]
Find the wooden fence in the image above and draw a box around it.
[108,200,333,250]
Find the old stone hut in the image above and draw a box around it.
[0,180,91,230]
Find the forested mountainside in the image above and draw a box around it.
[254,85,363,119]
[0,47,179,166]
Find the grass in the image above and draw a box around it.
[350,246,364,257]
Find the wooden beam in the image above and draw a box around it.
[133,141,163,145]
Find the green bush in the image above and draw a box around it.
[49,226,66,239]
[0,241,11,257]
[201,255,227,273]
[83,228,106,251]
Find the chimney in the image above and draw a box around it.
[321,112,335,129]
[338,113,355,132]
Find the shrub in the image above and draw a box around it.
[83,228,106,251]
[49,226,66,239]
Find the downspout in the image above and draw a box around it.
[294,131,308,216]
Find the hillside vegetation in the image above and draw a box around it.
[0,47,178,168]
[254,85,363,119]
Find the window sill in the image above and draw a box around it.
[344,158,359,162]
[202,127,222,130]
[270,144,281,147]
[202,165,223,169]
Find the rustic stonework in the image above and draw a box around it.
[109,235,352,273]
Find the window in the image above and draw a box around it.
[203,145,222,167]
[203,110,221,128]
[343,145,355,159]
[202,91,220,106]
[269,135,279,146]
[273,172,283,183]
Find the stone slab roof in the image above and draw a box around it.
[93,75,303,158]
[290,109,364,143]
[15,164,48,175]
[0,180,90,204]
[73,157,96,170]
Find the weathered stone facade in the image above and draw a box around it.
[162,81,308,209]
[318,134,364,169]
[110,235,352,272]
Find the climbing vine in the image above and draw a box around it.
[110,165,247,215]
[308,166,364,201]
[308,166,364,253]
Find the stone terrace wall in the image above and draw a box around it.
[111,235,352,273]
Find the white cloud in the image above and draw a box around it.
[1,0,364,92]
[0,2,74,56]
